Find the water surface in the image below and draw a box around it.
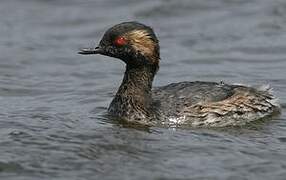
[0,0,286,179]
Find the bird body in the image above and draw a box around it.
[79,22,280,127]
[153,81,279,127]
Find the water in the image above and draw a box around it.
[0,0,286,179]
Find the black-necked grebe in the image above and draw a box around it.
[79,22,280,127]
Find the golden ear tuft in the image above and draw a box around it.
[124,29,159,63]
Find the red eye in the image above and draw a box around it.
[114,37,127,46]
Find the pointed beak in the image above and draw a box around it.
[78,46,104,55]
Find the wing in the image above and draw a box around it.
[152,81,236,116]
[152,81,279,126]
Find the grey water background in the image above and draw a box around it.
[1,0,286,179]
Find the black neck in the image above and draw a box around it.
[108,63,158,118]
[117,64,156,105]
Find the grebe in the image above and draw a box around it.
[79,22,280,127]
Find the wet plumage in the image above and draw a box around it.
[79,22,280,127]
